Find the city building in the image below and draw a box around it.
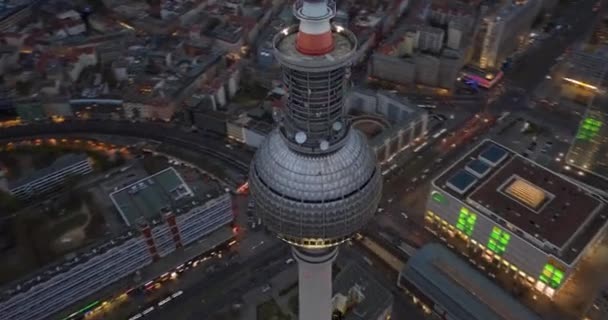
[249,1,382,319]
[476,0,541,69]
[332,263,393,320]
[110,167,194,226]
[447,20,466,50]
[211,23,244,53]
[401,31,418,56]
[429,1,475,30]
[426,140,608,298]
[8,153,93,200]
[398,243,541,320]
[256,20,288,68]
[0,168,233,320]
[417,26,445,54]
[439,49,465,89]
[460,65,504,89]
[0,3,32,32]
[559,46,608,103]
[370,52,416,85]
[414,54,440,85]
[583,285,608,320]
[566,95,608,180]
[371,49,468,90]
[226,113,273,148]
[345,88,429,164]
[0,231,151,320]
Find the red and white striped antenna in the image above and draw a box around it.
[293,0,336,55]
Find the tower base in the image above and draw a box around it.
[292,247,338,320]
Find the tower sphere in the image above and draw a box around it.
[249,129,382,248]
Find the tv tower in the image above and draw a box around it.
[249,0,382,319]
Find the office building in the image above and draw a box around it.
[447,20,466,50]
[426,140,608,298]
[477,0,541,69]
[398,243,541,320]
[566,95,608,180]
[439,49,464,88]
[559,47,608,103]
[417,26,444,54]
[248,1,382,319]
[345,88,429,164]
[0,168,233,320]
[370,53,416,85]
[0,3,31,32]
[9,153,93,200]
[415,54,440,86]
[400,31,418,56]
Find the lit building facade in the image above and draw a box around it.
[477,0,540,69]
[9,153,93,200]
[426,140,608,298]
[559,48,608,103]
[345,88,429,164]
[566,95,608,180]
[0,232,152,320]
[1,177,233,320]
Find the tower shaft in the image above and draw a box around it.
[282,62,348,150]
[293,247,338,320]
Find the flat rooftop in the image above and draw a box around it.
[109,167,194,226]
[333,263,393,320]
[434,140,607,262]
[401,243,541,320]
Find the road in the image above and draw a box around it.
[486,0,600,121]
[506,0,600,91]
[147,242,291,320]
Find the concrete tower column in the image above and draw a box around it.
[292,247,338,320]
[249,2,382,320]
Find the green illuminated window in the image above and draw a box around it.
[539,263,565,288]
[576,117,603,140]
[487,226,510,255]
[456,207,476,236]
[431,191,446,204]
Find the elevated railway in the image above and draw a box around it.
[0,120,251,173]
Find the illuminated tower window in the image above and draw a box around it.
[487,226,510,255]
[456,207,476,236]
[576,117,603,140]
[431,190,446,204]
[539,264,565,288]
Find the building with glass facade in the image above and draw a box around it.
[566,95,608,180]
[426,140,608,298]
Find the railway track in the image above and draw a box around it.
[0,120,251,174]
